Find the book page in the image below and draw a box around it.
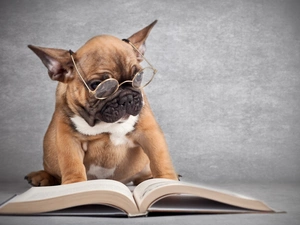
[11,180,134,203]
[133,179,274,213]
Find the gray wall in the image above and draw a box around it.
[1,0,299,184]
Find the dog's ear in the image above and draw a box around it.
[28,45,73,83]
[127,20,157,62]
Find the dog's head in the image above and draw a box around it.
[28,21,157,127]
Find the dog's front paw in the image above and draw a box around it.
[25,170,60,186]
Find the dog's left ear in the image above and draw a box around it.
[28,45,73,83]
[127,20,157,62]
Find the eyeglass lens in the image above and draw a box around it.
[132,67,154,88]
[95,79,119,99]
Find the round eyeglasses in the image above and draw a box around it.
[69,40,157,100]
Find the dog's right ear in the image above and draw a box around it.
[28,45,73,83]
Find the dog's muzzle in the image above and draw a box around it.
[98,89,143,123]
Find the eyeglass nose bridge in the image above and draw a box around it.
[119,79,134,87]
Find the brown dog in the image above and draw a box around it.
[25,20,177,186]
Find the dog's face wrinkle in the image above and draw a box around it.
[89,98,101,108]
[77,102,98,127]
[62,94,76,119]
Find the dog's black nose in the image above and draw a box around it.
[119,94,133,106]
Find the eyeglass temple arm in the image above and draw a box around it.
[69,50,93,92]
[122,39,156,72]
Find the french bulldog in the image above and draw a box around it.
[25,20,178,186]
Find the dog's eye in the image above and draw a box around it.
[89,81,101,90]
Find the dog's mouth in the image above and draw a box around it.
[77,88,143,126]
[97,90,143,123]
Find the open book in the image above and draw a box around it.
[0,178,277,217]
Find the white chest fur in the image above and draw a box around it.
[87,165,116,179]
[70,115,138,146]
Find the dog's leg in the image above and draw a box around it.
[139,130,178,180]
[25,120,87,186]
[136,103,178,180]
[54,122,87,184]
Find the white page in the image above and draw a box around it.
[11,180,134,203]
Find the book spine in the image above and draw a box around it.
[127,212,148,218]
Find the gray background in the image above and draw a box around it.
[0,0,299,224]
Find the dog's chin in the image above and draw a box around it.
[96,111,132,124]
